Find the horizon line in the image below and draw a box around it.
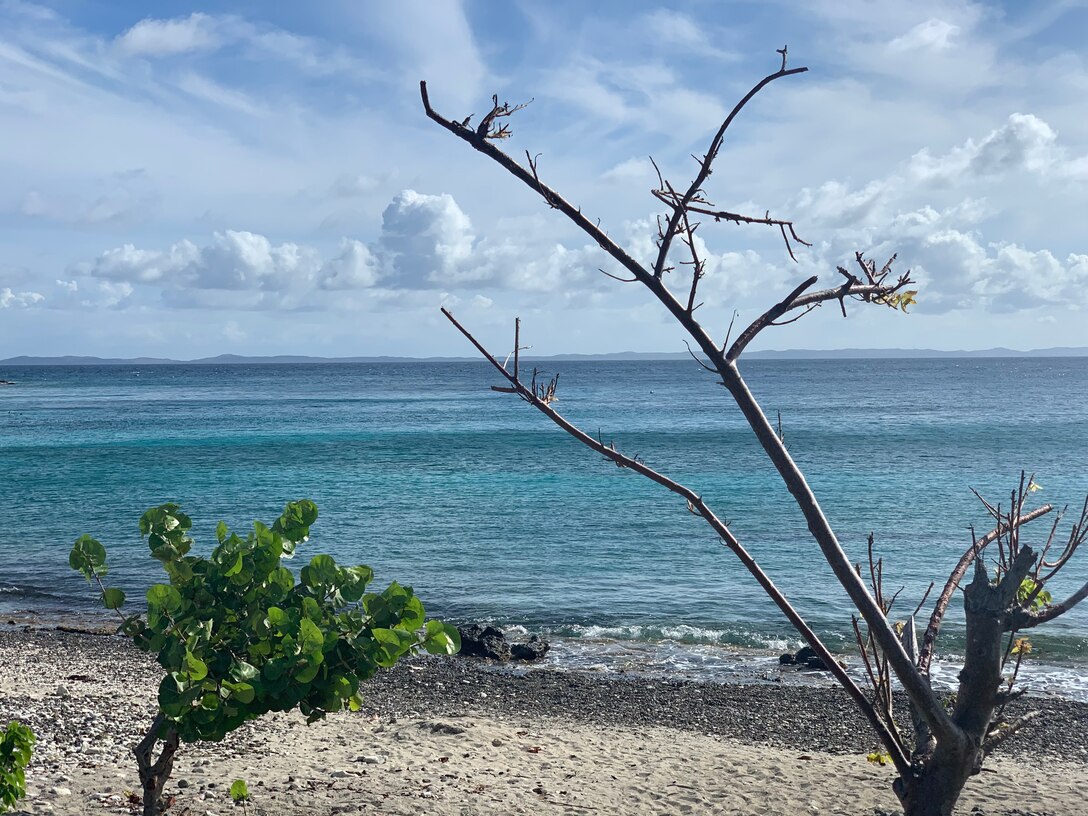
[4,346,1088,365]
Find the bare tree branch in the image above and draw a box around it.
[1012,579,1088,629]
[726,276,818,361]
[651,61,808,278]
[917,504,1053,675]
[441,306,910,776]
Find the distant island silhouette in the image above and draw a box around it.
[3,348,1088,365]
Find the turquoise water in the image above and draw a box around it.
[2,359,1087,692]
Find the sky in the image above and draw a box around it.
[1,0,1087,358]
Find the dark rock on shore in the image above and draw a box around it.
[457,624,511,660]
[510,634,549,661]
[457,624,550,662]
[779,644,831,670]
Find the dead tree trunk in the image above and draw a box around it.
[420,50,1088,814]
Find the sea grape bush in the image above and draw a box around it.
[70,500,458,815]
[0,721,34,814]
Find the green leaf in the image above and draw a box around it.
[298,618,324,656]
[102,587,126,610]
[223,550,243,577]
[69,535,107,579]
[424,621,461,655]
[147,584,182,613]
[301,554,338,589]
[226,682,255,704]
[294,656,322,683]
[229,779,249,802]
[230,660,258,682]
[184,651,208,682]
[302,596,322,622]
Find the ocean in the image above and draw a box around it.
[2,359,1087,698]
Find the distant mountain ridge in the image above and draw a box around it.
[3,347,1088,365]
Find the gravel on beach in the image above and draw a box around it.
[2,626,1086,816]
[5,627,1088,759]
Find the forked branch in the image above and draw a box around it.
[441,306,910,776]
[651,57,808,278]
[918,503,1053,675]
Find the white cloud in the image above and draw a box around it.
[84,231,319,292]
[639,10,734,60]
[17,170,157,225]
[319,239,381,289]
[114,13,228,57]
[379,190,476,287]
[542,57,726,138]
[772,110,1088,315]
[89,280,134,309]
[600,157,654,183]
[0,286,43,308]
[910,113,1062,182]
[328,173,382,198]
[192,231,319,291]
[89,241,200,283]
[889,18,960,52]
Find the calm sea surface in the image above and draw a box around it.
[2,359,1087,697]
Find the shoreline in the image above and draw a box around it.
[3,627,1088,815]
[7,607,1088,704]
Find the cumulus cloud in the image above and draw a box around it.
[319,240,381,289]
[84,231,320,292]
[910,114,1062,182]
[778,112,1088,314]
[89,241,200,283]
[72,188,622,309]
[0,287,44,308]
[379,190,476,287]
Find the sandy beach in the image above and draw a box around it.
[2,627,1086,816]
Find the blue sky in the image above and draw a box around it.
[2,0,1087,358]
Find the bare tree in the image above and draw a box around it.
[419,50,1088,816]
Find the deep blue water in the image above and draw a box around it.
[2,359,1087,691]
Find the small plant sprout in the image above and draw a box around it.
[230,778,250,814]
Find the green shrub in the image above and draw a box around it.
[71,499,458,815]
[0,721,34,814]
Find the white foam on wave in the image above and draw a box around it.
[554,622,795,652]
